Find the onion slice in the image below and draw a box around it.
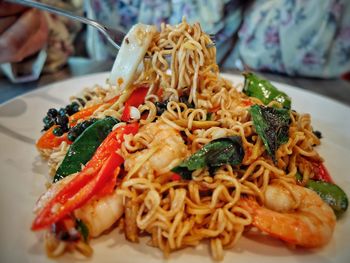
[109,24,156,90]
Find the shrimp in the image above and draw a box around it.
[124,121,190,177]
[74,189,124,237]
[240,183,336,248]
[34,175,124,238]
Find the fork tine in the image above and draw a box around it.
[209,34,216,42]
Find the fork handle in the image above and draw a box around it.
[6,0,122,49]
[5,0,94,24]
[5,0,96,26]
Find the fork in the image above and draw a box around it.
[6,0,126,50]
[6,0,215,51]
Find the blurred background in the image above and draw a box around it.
[1,0,350,104]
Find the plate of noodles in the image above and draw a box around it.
[0,20,349,263]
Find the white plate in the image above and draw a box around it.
[0,72,349,263]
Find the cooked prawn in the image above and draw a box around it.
[124,121,189,177]
[74,189,124,237]
[34,175,124,238]
[240,183,336,248]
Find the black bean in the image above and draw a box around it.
[57,231,70,241]
[76,124,85,134]
[58,108,67,116]
[66,118,99,142]
[47,108,58,118]
[43,116,55,130]
[80,122,88,130]
[67,132,76,142]
[43,115,53,125]
[77,98,86,107]
[90,118,98,123]
[65,104,74,115]
[53,127,64,136]
[179,96,194,108]
[71,102,80,113]
[61,124,69,133]
[56,115,69,126]
[155,100,169,116]
[313,130,322,139]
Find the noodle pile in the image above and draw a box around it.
[41,19,323,260]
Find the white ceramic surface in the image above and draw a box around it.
[0,73,349,263]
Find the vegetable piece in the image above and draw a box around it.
[295,171,348,218]
[171,173,182,181]
[243,72,291,109]
[312,162,333,183]
[68,95,120,126]
[250,105,290,161]
[121,86,148,122]
[31,152,123,230]
[68,104,102,126]
[306,180,348,218]
[109,24,156,89]
[36,125,72,149]
[172,136,244,179]
[125,86,149,107]
[121,105,131,122]
[54,117,119,182]
[76,219,89,242]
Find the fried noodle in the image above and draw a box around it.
[42,19,323,260]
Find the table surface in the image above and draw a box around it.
[1,62,350,107]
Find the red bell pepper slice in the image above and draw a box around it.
[31,152,123,230]
[125,86,149,107]
[85,122,139,171]
[313,162,334,183]
[241,99,253,107]
[171,173,182,181]
[96,167,120,198]
[32,123,139,230]
[121,104,131,122]
[121,86,148,122]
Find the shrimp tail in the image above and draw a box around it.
[239,185,336,248]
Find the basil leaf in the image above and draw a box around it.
[250,105,290,160]
[172,136,244,179]
[54,116,119,182]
